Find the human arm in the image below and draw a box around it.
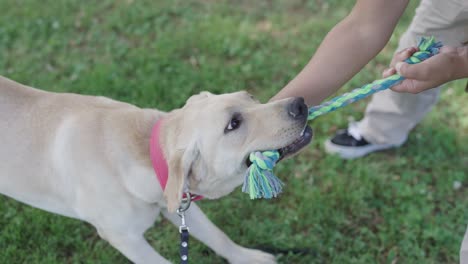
[270,0,409,106]
[382,45,468,93]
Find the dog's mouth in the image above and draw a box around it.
[245,125,313,167]
[277,125,313,162]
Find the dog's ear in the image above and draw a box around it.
[164,141,199,212]
[186,91,213,105]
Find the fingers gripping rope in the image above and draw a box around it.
[242,37,442,199]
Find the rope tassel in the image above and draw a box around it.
[242,151,283,199]
[242,37,442,199]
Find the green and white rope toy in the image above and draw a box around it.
[242,37,442,199]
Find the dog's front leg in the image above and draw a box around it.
[97,228,171,264]
[91,202,170,264]
[162,204,276,264]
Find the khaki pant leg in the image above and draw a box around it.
[357,0,468,145]
[461,225,468,264]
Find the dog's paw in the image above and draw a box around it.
[229,248,276,264]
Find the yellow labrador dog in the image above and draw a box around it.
[0,75,312,263]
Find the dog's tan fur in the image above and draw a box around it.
[0,75,308,263]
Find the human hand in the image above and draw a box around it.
[382,45,468,93]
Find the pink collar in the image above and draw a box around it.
[149,119,202,201]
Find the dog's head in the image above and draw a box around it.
[162,91,312,212]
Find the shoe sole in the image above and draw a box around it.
[324,139,403,159]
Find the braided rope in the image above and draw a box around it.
[243,37,442,199]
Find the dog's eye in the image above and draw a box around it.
[225,113,242,133]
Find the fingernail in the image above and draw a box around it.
[383,68,392,77]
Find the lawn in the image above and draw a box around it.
[0,0,467,263]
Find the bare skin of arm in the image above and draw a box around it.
[270,0,409,106]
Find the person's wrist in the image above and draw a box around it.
[454,46,468,79]
[457,46,468,78]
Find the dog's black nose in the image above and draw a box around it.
[287,97,307,120]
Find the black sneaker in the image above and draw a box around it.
[324,123,402,159]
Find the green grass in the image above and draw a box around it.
[1,0,467,263]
